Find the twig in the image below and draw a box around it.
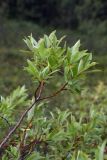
[0,81,44,150]
[20,118,33,149]
[19,81,45,156]
[39,82,68,101]
[0,101,36,150]
[35,81,44,100]
[0,115,11,128]
[19,136,48,160]
[0,82,67,151]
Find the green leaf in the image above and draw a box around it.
[44,35,51,48]
[26,152,44,160]
[96,141,106,160]
[71,40,80,55]
[49,30,57,47]
[26,59,36,74]
[78,59,84,73]
[27,105,35,122]
[57,35,66,46]
[41,64,50,79]
[25,60,41,80]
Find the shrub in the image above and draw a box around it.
[0,31,105,160]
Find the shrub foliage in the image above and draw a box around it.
[0,31,106,160]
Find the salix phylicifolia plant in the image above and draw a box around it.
[24,31,96,91]
[0,31,97,158]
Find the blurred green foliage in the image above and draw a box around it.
[1,81,107,159]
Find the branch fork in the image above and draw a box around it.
[0,81,68,151]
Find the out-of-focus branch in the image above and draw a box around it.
[0,81,67,152]
[0,115,11,127]
[0,81,44,150]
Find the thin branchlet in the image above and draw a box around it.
[0,115,11,128]
[0,82,67,153]
[0,81,44,150]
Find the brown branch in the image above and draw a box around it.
[20,118,33,150]
[19,136,48,160]
[35,81,44,100]
[39,82,68,101]
[0,101,36,150]
[0,115,11,128]
[19,81,45,153]
[0,81,67,151]
[0,81,44,150]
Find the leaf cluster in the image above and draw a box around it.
[24,31,96,93]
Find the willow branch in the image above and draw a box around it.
[20,118,33,150]
[0,81,67,150]
[39,82,68,101]
[0,81,44,150]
